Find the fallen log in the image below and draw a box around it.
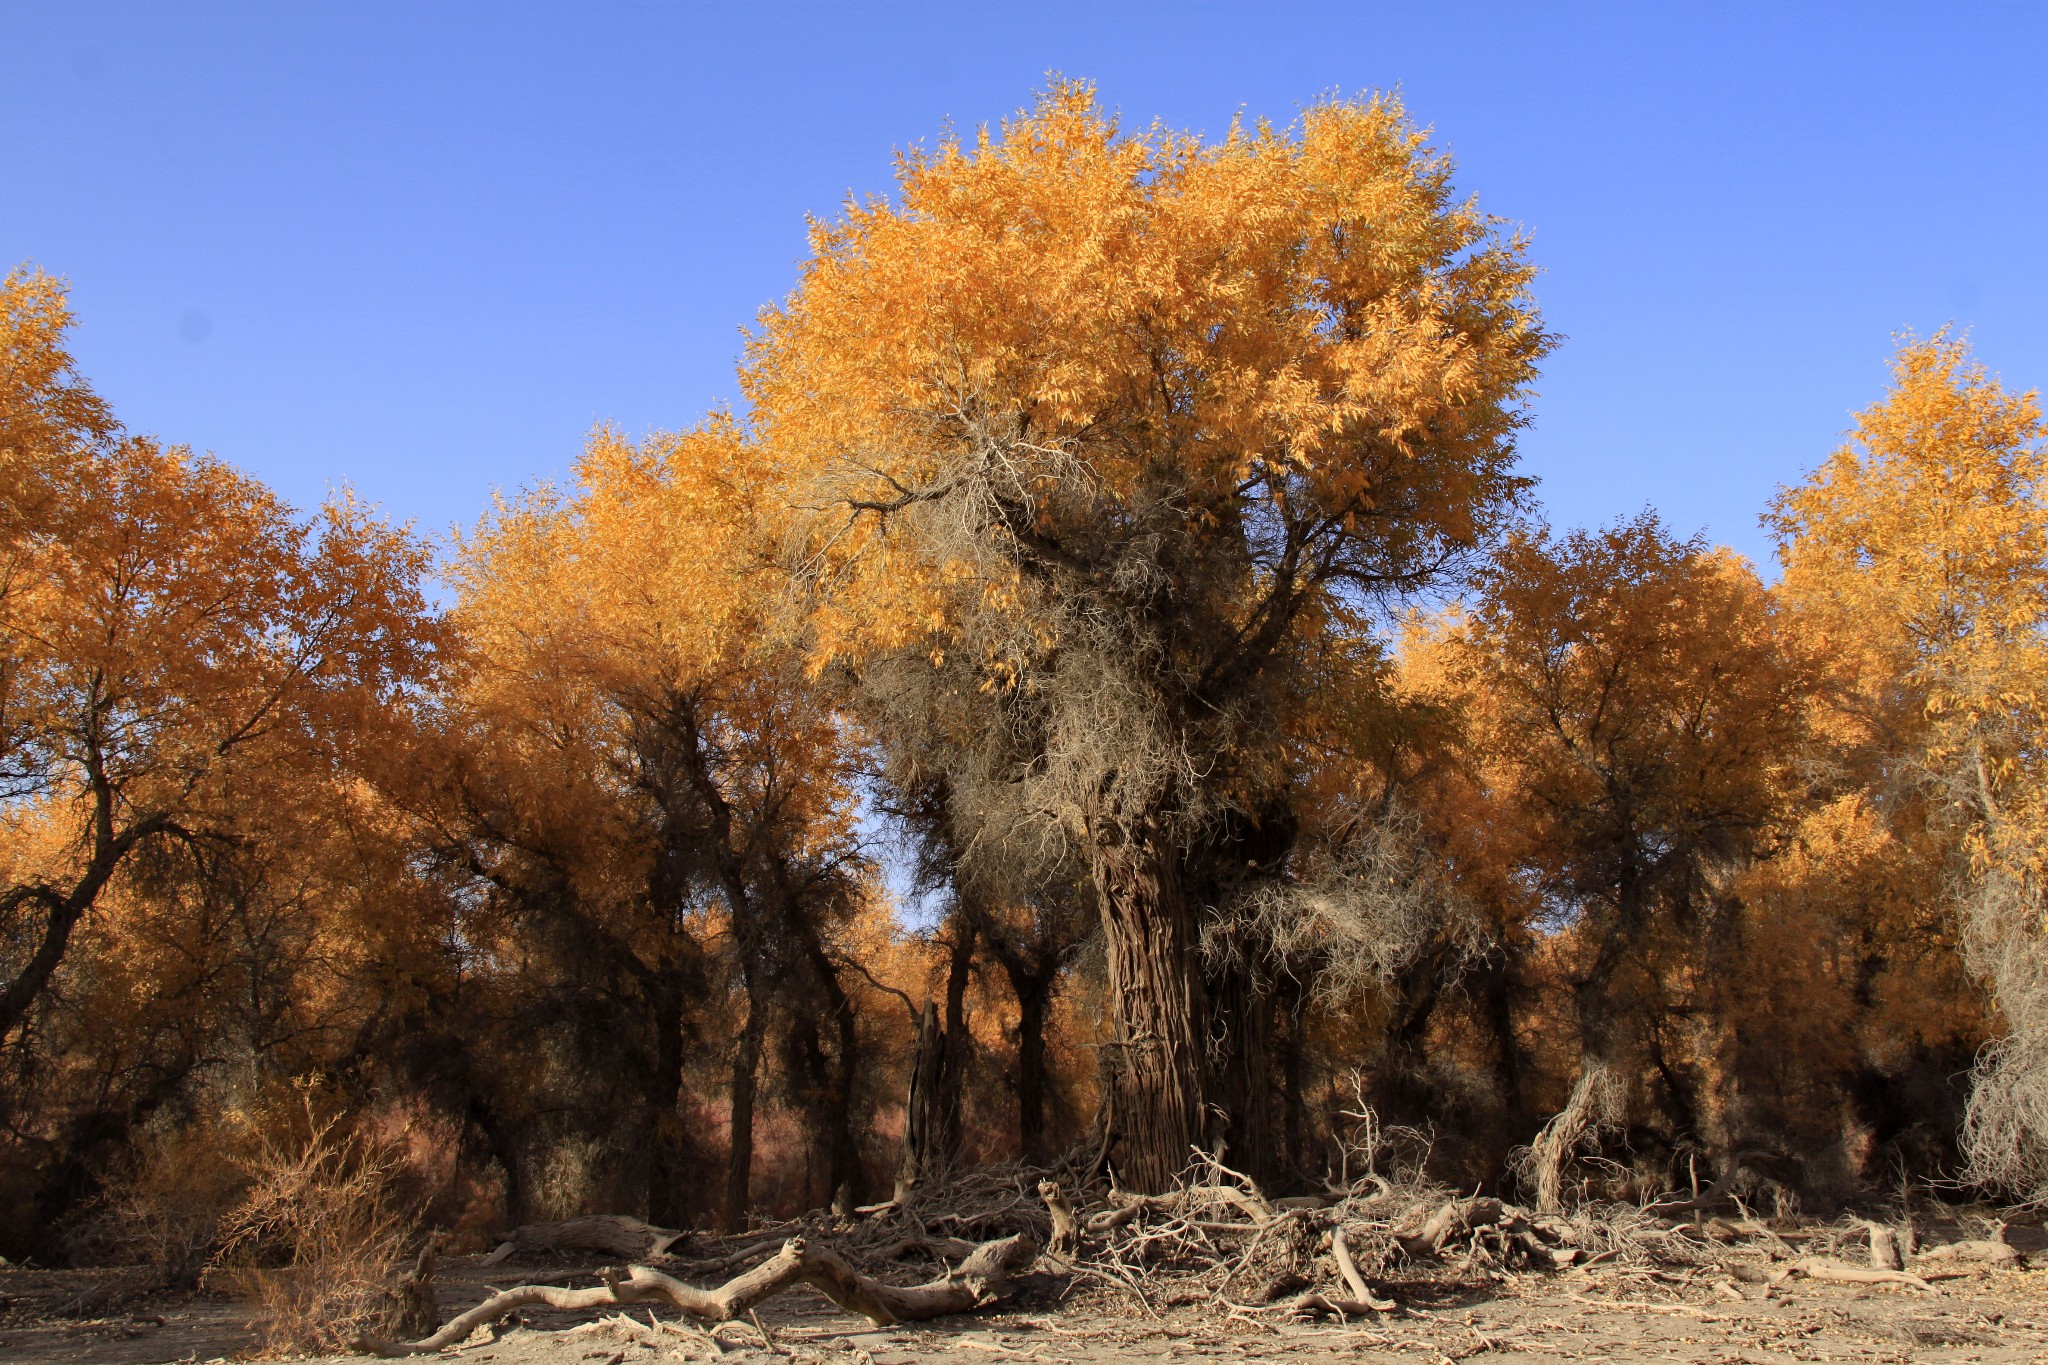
[478,1214,688,1265]
[364,1231,1040,1356]
[1772,1255,1935,1293]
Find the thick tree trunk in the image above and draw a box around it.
[723,993,767,1233]
[1090,817,1205,1193]
[1275,977,1309,1182]
[1479,955,1526,1123]
[785,951,863,1209]
[821,959,862,1203]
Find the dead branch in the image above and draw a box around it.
[1395,1197,1504,1258]
[1644,1151,1771,1215]
[364,1231,1040,1355]
[669,1236,789,1279]
[1327,1228,1396,1312]
[1772,1255,1936,1293]
[1096,1182,1275,1230]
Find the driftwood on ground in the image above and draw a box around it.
[365,1231,1040,1356]
[366,1136,2040,1360]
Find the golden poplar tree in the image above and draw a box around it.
[1772,333,2048,1194]
[1411,515,1809,1174]
[0,267,439,1047]
[745,84,1550,1188]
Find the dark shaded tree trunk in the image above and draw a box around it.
[1478,954,1526,1124]
[940,922,974,1161]
[723,990,768,1233]
[786,934,862,1209]
[1274,978,1309,1184]
[645,969,692,1226]
[1010,968,1053,1166]
[1205,955,1275,1184]
[1090,816,1205,1193]
[897,1000,945,1199]
[824,967,862,1200]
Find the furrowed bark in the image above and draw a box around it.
[1091,818,1205,1194]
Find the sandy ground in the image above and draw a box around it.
[5,1251,2047,1365]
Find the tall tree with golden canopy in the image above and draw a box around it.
[746,84,1550,1188]
[1772,333,2048,1195]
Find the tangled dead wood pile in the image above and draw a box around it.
[368,1155,2035,1354]
[1031,1150,2032,1324]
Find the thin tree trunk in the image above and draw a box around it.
[723,993,767,1233]
[1090,816,1205,1193]
[897,1000,944,1200]
[0,793,172,1044]
[939,922,974,1166]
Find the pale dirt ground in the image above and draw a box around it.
[6,1253,2048,1365]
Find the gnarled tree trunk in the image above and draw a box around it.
[1091,817,1205,1193]
[897,999,946,1200]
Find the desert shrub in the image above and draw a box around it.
[206,1096,423,1354]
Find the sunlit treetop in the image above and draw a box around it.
[744,81,1552,671]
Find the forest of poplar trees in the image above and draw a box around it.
[5,86,2047,1300]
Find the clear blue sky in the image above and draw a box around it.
[4,2,2043,572]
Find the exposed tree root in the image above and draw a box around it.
[362,1231,1040,1355]
[1326,1228,1396,1313]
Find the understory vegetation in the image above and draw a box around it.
[4,85,2046,1339]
